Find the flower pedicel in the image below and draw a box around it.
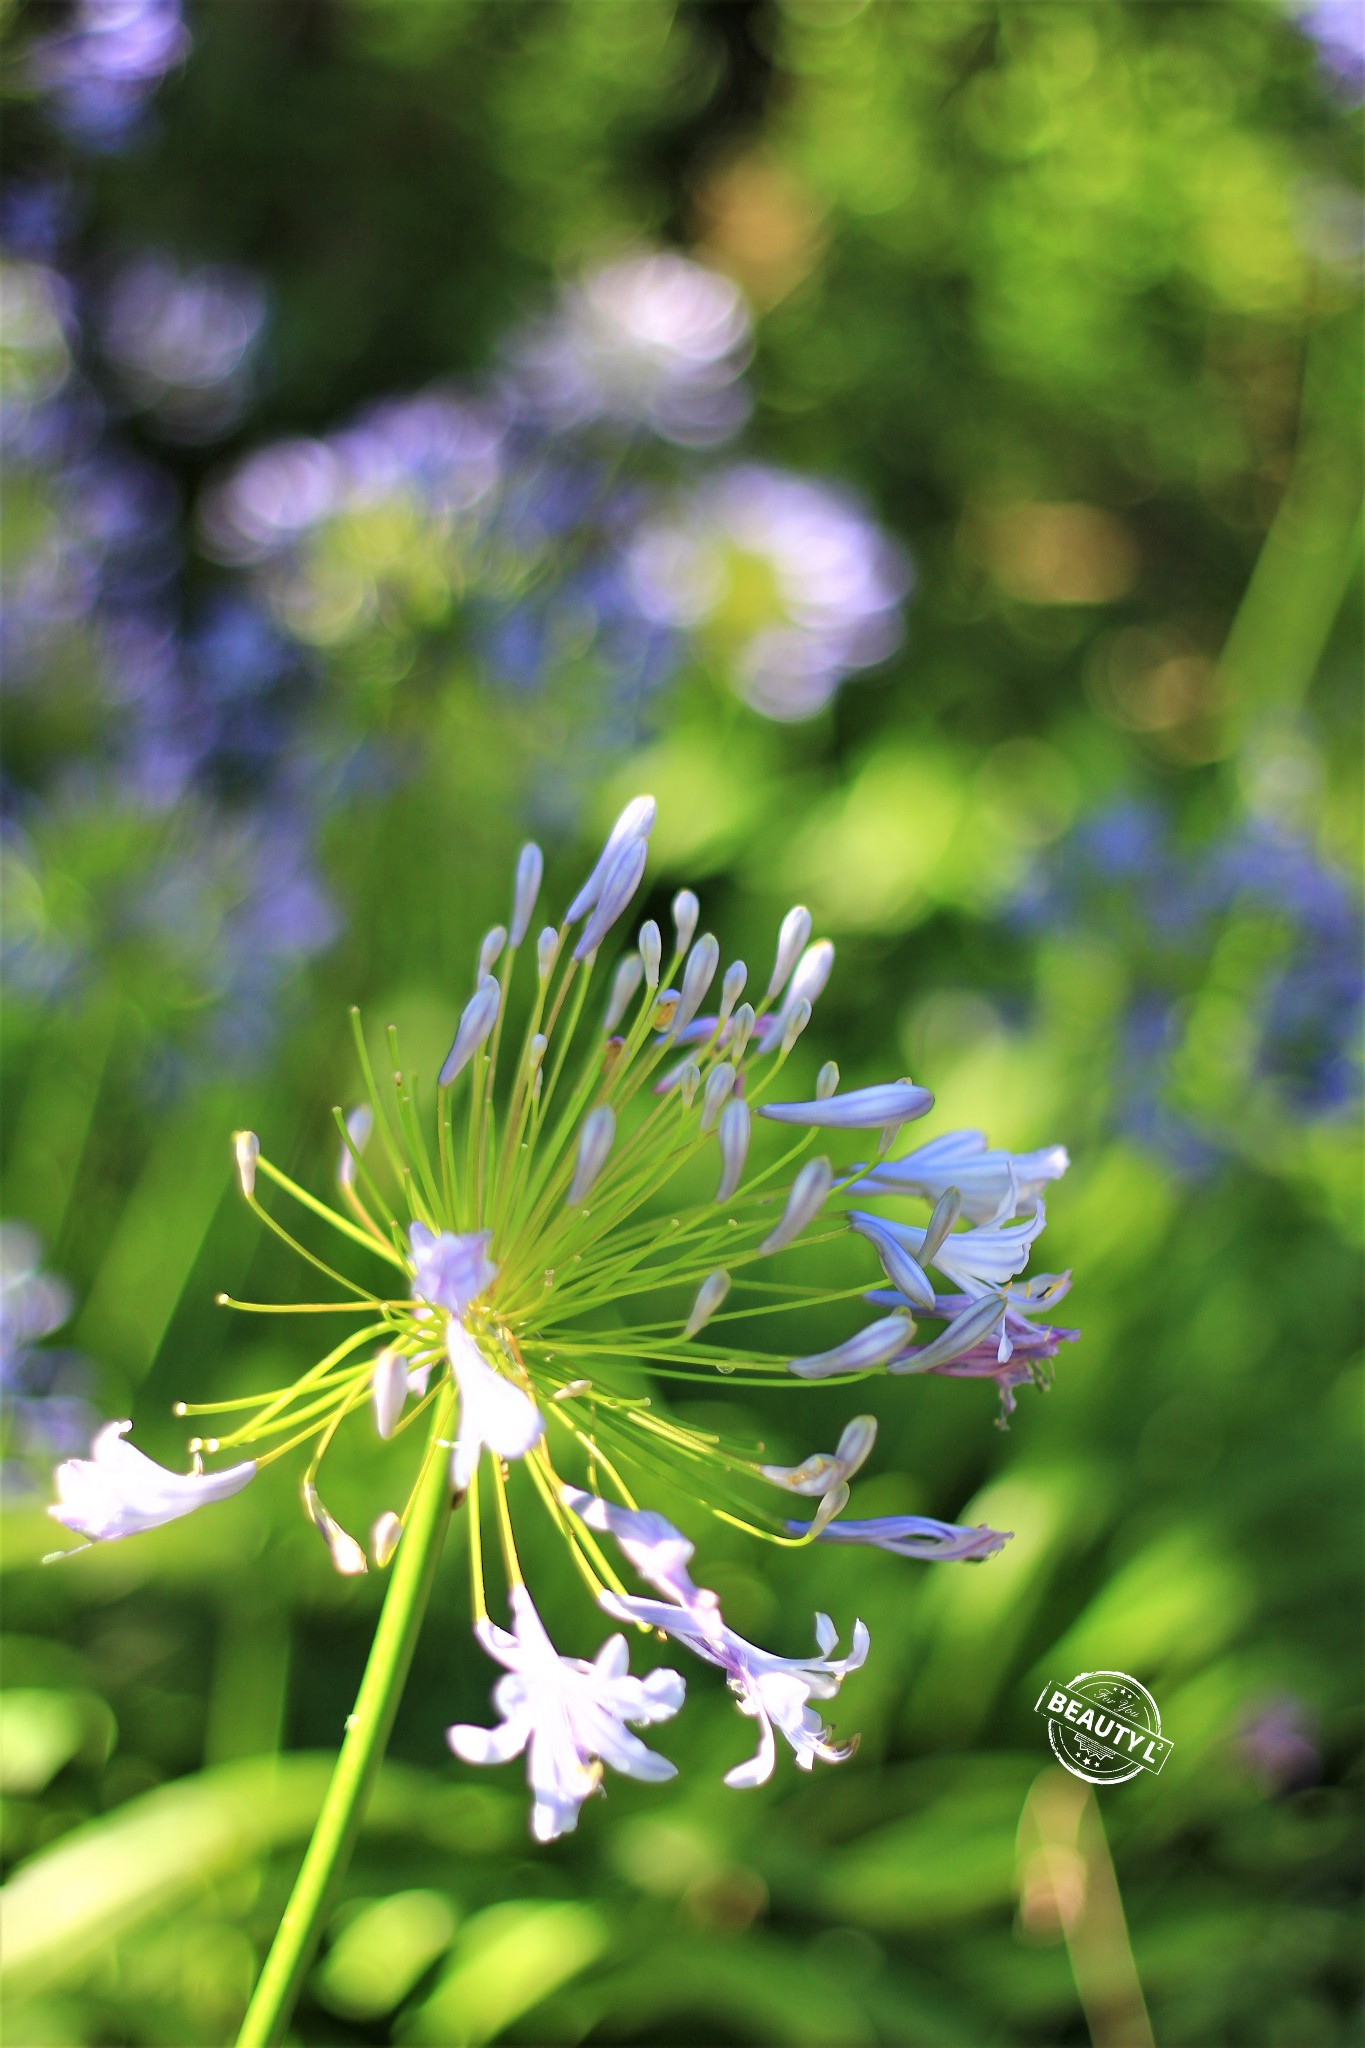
[50,797,1074,1838]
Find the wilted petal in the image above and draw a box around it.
[50,1422,255,1544]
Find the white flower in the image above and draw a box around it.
[50,1421,255,1542]
[447,1586,684,1841]
[568,1491,868,1787]
[447,1324,543,1495]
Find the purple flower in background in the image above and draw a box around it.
[0,1223,97,1477]
[1015,799,1363,1158]
[99,254,266,440]
[506,251,753,447]
[1297,1,1365,100]
[28,0,190,151]
[1236,1693,1322,1794]
[626,464,912,718]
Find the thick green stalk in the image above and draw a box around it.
[235,1410,454,2048]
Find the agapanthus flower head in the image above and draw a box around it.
[51,800,1072,1835]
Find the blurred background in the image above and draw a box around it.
[0,2,1361,2043]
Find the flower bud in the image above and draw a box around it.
[671,934,719,1039]
[639,920,662,989]
[439,976,501,1086]
[575,834,649,962]
[729,1002,756,1060]
[568,1106,616,1206]
[567,796,655,922]
[718,960,747,1025]
[683,1269,731,1339]
[816,1061,839,1100]
[303,1482,368,1575]
[716,1096,751,1203]
[234,1131,260,1199]
[760,1156,833,1254]
[338,1104,373,1190]
[700,1061,737,1132]
[672,889,699,956]
[766,905,812,1001]
[536,927,560,981]
[784,939,834,1016]
[371,1511,403,1567]
[678,1063,702,1109]
[477,925,507,980]
[371,1348,409,1440]
[604,953,644,1031]
[780,997,812,1054]
[509,842,543,947]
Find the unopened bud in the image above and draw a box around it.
[371,1511,403,1568]
[780,997,812,1054]
[303,1482,368,1576]
[672,889,699,956]
[729,1003,756,1060]
[719,960,747,1026]
[338,1104,373,1190]
[639,920,662,989]
[816,1061,839,1100]
[568,1106,616,1206]
[509,842,543,947]
[371,1348,409,1440]
[605,953,644,1031]
[683,1269,732,1339]
[767,905,812,1001]
[536,927,560,981]
[716,1096,751,1203]
[234,1131,260,1200]
[678,1063,702,1109]
[477,924,507,980]
[700,1062,736,1132]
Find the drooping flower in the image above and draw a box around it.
[50,1420,254,1542]
[51,799,1073,1836]
[569,1490,869,1786]
[448,1585,684,1841]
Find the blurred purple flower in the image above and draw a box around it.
[28,0,190,151]
[1297,1,1365,100]
[506,251,753,447]
[99,254,266,440]
[627,464,912,718]
[0,1222,96,1476]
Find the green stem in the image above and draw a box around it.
[235,1410,454,2048]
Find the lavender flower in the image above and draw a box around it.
[52,802,1073,1837]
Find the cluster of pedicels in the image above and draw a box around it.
[48,799,1073,1841]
